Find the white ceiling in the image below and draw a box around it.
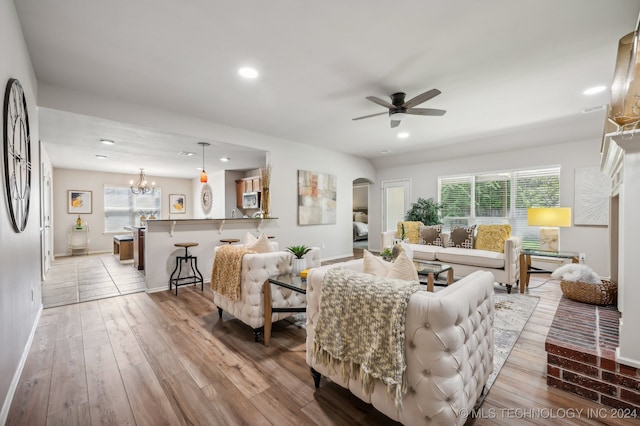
[13,0,640,177]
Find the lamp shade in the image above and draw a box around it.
[527,207,572,227]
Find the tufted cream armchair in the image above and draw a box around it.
[212,244,321,341]
[306,259,494,425]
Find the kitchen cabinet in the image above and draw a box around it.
[235,176,261,208]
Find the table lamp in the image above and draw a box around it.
[527,207,572,251]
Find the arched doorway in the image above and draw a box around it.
[353,177,372,257]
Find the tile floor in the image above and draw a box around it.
[42,253,146,308]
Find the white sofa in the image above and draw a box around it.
[212,244,321,340]
[382,231,522,293]
[306,259,495,425]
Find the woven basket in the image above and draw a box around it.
[560,279,617,306]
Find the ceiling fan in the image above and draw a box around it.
[352,88,446,128]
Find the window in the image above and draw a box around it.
[438,166,560,249]
[104,185,161,232]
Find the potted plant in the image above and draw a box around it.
[405,197,442,226]
[287,245,311,276]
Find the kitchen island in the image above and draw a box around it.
[144,218,278,292]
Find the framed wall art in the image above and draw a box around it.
[574,167,610,226]
[298,169,337,225]
[68,190,92,214]
[169,194,186,214]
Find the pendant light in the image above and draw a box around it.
[198,142,210,183]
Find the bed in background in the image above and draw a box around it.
[352,209,368,241]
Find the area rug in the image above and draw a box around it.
[487,291,539,389]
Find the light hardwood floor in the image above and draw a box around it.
[8,264,638,425]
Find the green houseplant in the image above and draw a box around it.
[405,197,442,226]
[286,245,311,259]
[287,245,311,276]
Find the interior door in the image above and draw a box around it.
[382,179,411,232]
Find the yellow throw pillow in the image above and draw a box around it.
[475,224,512,253]
[363,249,419,282]
[397,221,424,244]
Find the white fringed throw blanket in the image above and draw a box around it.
[312,267,420,407]
[210,245,254,301]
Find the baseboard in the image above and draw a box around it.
[322,253,358,262]
[1,304,43,425]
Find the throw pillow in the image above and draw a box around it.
[363,249,419,282]
[475,224,512,253]
[243,231,257,246]
[448,225,476,249]
[244,232,273,253]
[354,211,368,223]
[396,221,424,244]
[420,225,443,246]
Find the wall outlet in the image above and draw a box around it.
[321,243,326,249]
[579,253,586,263]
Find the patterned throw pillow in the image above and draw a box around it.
[396,221,424,244]
[475,224,512,253]
[363,250,419,282]
[420,225,443,246]
[448,225,476,249]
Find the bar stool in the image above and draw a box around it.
[169,242,204,295]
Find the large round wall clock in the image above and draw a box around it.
[200,183,212,215]
[3,78,31,233]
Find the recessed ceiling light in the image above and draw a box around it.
[397,132,409,139]
[179,151,196,156]
[220,157,231,162]
[381,150,391,154]
[238,67,259,79]
[96,155,107,159]
[100,139,114,145]
[583,85,607,95]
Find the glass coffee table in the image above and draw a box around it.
[413,260,454,292]
[263,273,307,346]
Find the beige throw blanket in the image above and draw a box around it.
[312,268,420,407]
[211,245,254,301]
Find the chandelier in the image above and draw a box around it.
[130,168,155,194]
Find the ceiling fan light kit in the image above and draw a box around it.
[353,88,446,128]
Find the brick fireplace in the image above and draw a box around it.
[545,297,640,410]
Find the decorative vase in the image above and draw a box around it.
[292,257,307,276]
[261,187,270,218]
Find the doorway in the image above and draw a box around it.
[352,178,371,256]
[382,179,411,232]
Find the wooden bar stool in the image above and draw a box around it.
[220,238,240,244]
[169,242,204,295]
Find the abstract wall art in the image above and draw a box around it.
[298,170,337,225]
[574,167,610,226]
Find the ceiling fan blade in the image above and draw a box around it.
[390,120,401,128]
[402,89,441,108]
[366,96,396,109]
[406,108,447,116]
[352,111,388,121]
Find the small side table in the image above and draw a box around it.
[263,273,307,346]
[519,249,579,293]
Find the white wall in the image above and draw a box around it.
[52,168,193,256]
[370,137,610,276]
[38,85,377,260]
[0,1,42,421]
